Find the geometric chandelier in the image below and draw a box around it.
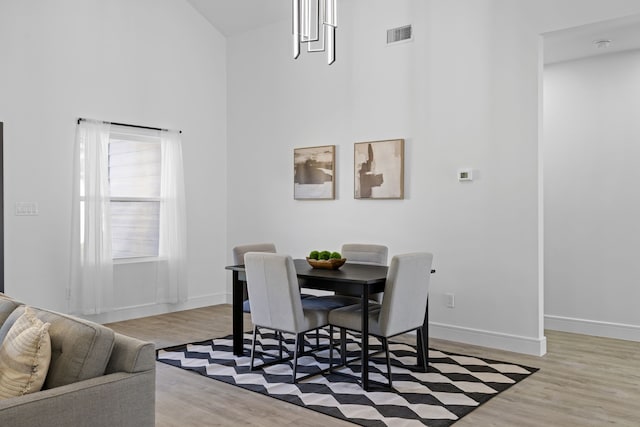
[292,0,337,65]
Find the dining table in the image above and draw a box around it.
[225,259,433,390]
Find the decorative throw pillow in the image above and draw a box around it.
[0,306,52,399]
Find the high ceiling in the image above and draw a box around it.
[186,0,290,37]
[184,1,640,64]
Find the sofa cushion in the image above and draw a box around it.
[37,308,116,389]
[4,306,116,389]
[0,294,23,343]
[0,307,52,399]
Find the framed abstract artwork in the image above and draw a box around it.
[354,139,404,199]
[294,145,335,200]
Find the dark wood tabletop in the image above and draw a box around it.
[292,258,389,283]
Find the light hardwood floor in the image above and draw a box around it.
[106,305,640,426]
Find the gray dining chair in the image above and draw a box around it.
[233,243,315,313]
[315,243,390,362]
[233,243,289,355]
[339,243,388,302]
[319,243,388,304]
[232,243,277,313]
[328,252,433,388]
[341,243,388,266]
[244,252,334,383]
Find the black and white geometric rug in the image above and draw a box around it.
[157,331,538,426]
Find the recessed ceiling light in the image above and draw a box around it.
[593,39,612,49]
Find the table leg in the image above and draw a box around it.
[416,297,429,370]
[361,285,370,391]
[232,271,245,356]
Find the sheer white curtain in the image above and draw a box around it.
[158,130,188,303]
[69,119,114,315]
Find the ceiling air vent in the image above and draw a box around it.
[387,25,412,44]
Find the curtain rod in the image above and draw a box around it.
[77,117,182,134]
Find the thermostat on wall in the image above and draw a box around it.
[458,169,473,181]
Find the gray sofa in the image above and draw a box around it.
[0,293,155,427]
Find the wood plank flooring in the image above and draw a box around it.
[106,305,640,426]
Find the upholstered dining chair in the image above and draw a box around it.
[341,243,389,266]
[233,243,315,313]
[232,243,277,313]
[321,243,389,303]
[338,243,389,302]
[244,252,334,383]
[328,252,434,388]
[316,243,390,362]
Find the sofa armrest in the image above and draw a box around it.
[0,370,155,427]
[106,332,156,374]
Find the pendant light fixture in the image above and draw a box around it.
[293,0,337,65]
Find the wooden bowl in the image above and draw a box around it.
[306,257,347,270]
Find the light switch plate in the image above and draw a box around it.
[445,293,455,308]
[15,202,39,216]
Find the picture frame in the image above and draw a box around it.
[354,139,404,199]
[294,145,336,200]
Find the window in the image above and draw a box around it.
[108,131,161,259]
[71,119,187,314]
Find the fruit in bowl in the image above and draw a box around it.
[306,250,346,270]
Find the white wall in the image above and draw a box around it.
[544,49,640,340]
[227,0,640,355]
[2,0,640,354]
[0,0,228,322]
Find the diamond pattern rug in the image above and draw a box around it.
[157,330,538,426]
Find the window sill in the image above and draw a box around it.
[113,256,167,265]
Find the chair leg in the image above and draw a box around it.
[329,325,334,370]
[316,329,320,348]
[278,331,283,359]
[382,337,392,388]
[417,326,428,372]
[340,328,347,365]
[292,333,301,383]
[250,326,259,371]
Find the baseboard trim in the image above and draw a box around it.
[430,322,547,356]
[545,315,640,342]
[82,293,227,324]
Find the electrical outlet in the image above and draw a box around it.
[458,169,473,181]
[445,293,455,308]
